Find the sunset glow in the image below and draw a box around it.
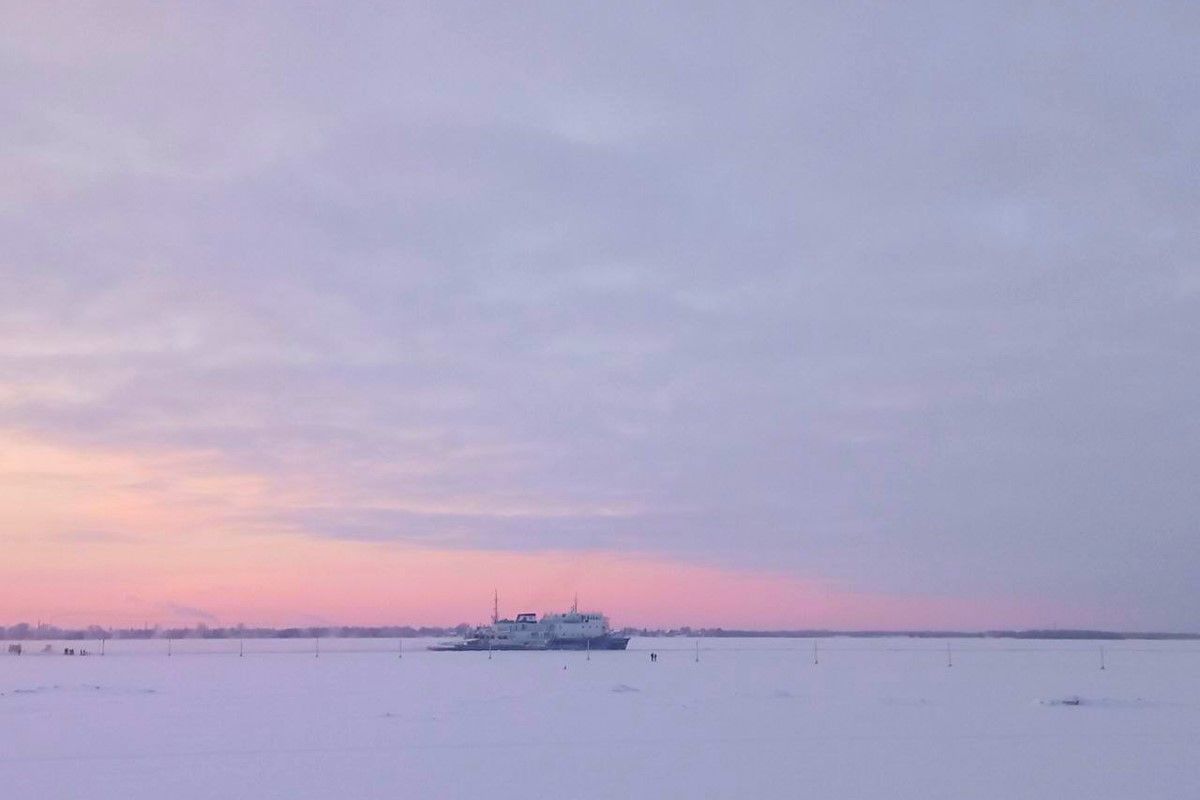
[2,429,1068,630]
[3,1,1196,634]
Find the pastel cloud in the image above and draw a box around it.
[1,3,1198,629]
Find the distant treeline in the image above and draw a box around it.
[3,622,1196,641]
[0,623,474,641]
[680,629,1200,641]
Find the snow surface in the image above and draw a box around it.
[3,637,1198,799]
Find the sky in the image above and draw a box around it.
[2,2,1198,631]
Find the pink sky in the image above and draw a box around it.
[3,1,1197,636]
[2,539,1068,631]
[0,429,1099,630]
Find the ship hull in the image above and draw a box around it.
[547,636,630,650]
[428,635,630,652]
[427,640,533,651]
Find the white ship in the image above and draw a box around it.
[429,594,630,651]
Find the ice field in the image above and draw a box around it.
[3,637,1198,799]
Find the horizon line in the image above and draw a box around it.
[4,622,1198,641]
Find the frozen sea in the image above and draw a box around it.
[3,636,1198,799]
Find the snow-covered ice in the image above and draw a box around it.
[3,637,1198,799]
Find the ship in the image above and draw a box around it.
[429,594,630,651]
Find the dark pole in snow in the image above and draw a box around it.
[1100,646,1105,671]
[813,640,819,666]
[946,642,952,668]
[168,638,172,657]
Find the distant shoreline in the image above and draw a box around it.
[3,624,1197,642]
[687,629,1200,641]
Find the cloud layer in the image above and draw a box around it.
[2,2,1198,627]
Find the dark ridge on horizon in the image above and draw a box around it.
[692,629,1200,641]
[3,622,1198,642]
